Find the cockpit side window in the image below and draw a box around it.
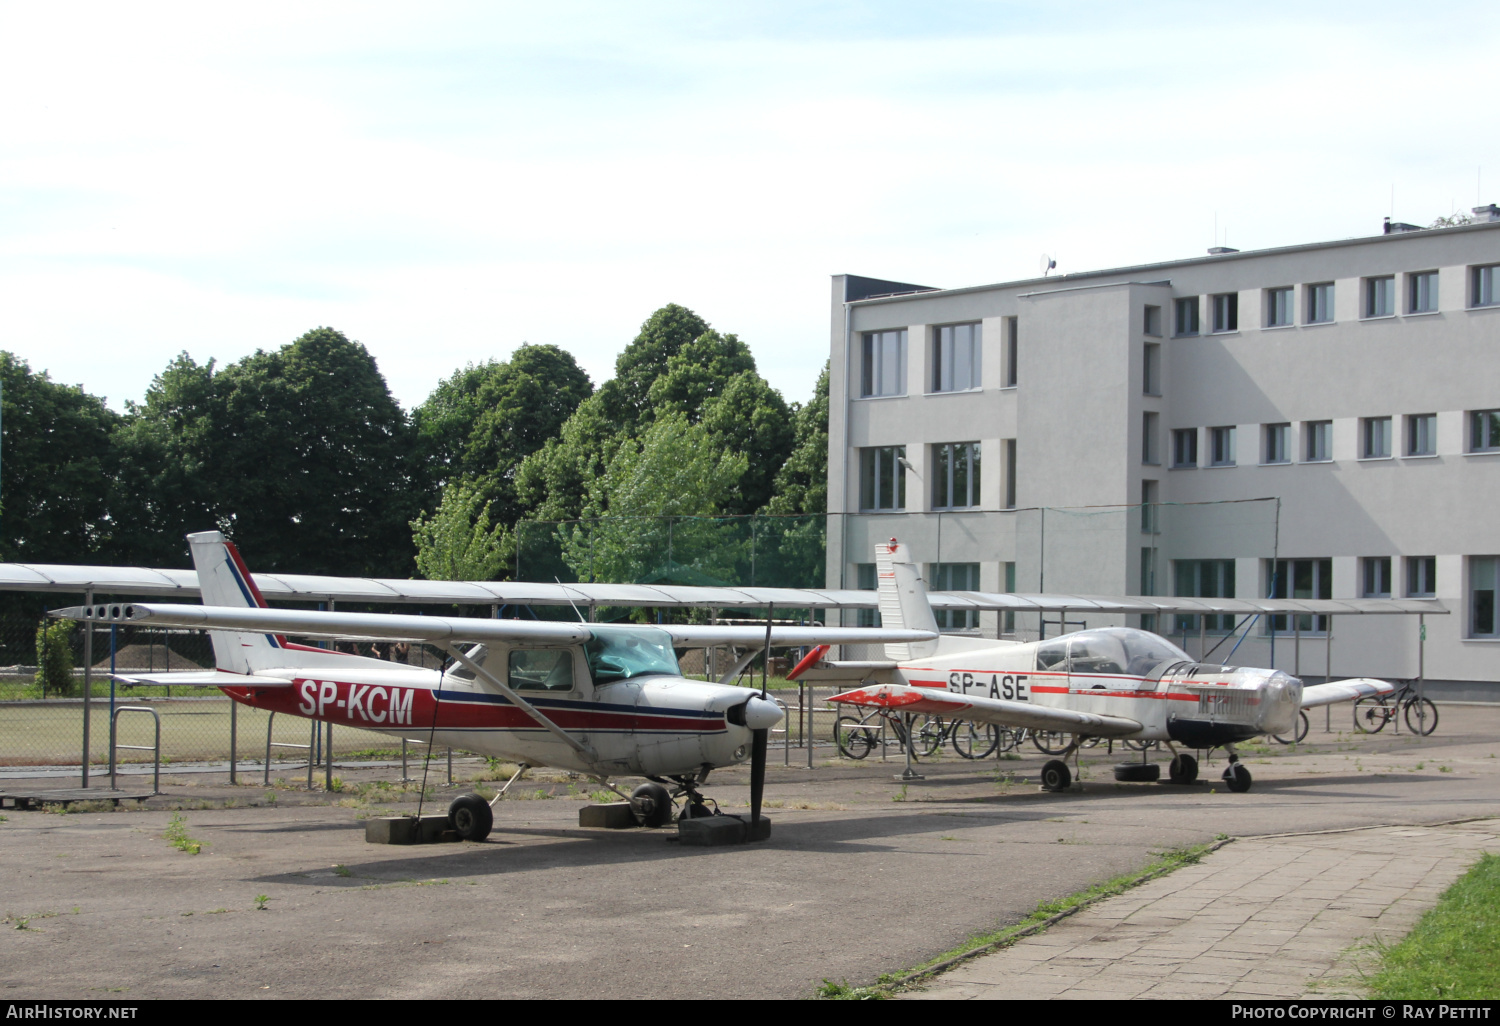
[1035,639,1068,671]
[508,649,575,692]
[1066,632,1127,676]
[447,644,487,681]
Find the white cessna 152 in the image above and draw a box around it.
[807,540,1400,794]
[49,532,937,842]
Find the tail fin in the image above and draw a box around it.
[188,530,311,674]
[875,539,940,660]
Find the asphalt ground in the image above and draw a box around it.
[2,706,1498,1000]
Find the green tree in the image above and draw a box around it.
[0,353,120,562]
[411,479,509,582]
[765,362,829,517]
[560,413,747,585]
[34,618,76,697]
[699,369,795,516]
[112,329,424,576]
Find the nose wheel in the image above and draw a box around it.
[1221,750,1253,793]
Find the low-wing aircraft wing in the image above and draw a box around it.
[828,682,1143,737]
[51,601,937,650]
[1297,677,1395,709]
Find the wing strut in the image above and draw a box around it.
[440,643,595,761]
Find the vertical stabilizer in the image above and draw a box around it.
[875,539,941,660]
[188,531,295,674]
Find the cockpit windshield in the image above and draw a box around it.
[1035,628,1191,678]
[583,627,681,685]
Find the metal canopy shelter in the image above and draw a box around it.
[0,562,1451,617]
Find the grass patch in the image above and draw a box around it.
[163,813,204,855]
[1366,852,1500,1000]
[816,841,1222,999]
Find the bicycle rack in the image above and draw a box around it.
[265,712,317,788]
[109,706,162,794]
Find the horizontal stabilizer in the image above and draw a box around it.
[111,670,293,688]
[828,683,1142,737]
[1299,677,1396,709]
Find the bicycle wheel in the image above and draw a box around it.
[1403,697,1438,736]
[994,727,1019,753]
[952,722,1000,760]
[1122,738,1158,752]
[1352,696,1390,734]
[913,715,945,758]
[1272,710,1309,745]
[834,716,877,759]
[1031,730,1072,755]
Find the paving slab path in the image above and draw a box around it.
[908,819,1500,1001]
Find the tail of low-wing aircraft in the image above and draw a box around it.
[874,539,940,661]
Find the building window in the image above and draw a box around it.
[1266,287,1294,327]
[1361,417,1392,459]
[1143,342,1161,395]
[858,445,906,510]
[1472,556,1498,638]
[1211,293,1238,333]
[1473,265,1500,308]
[1264,423,1290,464]
[1174,559,1236,633]
[1141,479,1159,534]
[1144,305,1162,337]
[930,563,980,630]
[1304,420,1332,462]
[1140,547,1158,599]
[1269,558,1332,634]
[1406,414,1436,456]
[855,563,880,627]
[1172,428,1198,468]
[1208,426,1236,466]
[1306,282,1334,324]
[1175,297,1200,336]
[931,442,981,509]
[1142,412,1160,464]
[1471,410,1500,453]
[1361,556,1392,598]
[1409,271,1438,313]
[1407,556,1436,598]
[1364,276,1395,318]
[1003,561,1017,635]
[860,329,907,397]
[1004,439,1017,509]
[931,323,980,393]
[1002,317,1018,388]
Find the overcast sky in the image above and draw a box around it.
[2,1,1496,413]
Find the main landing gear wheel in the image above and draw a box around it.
[1040,759,1072,792]
[1223,762,1253,793]
[1167,754,1199,785]
[447,793,494,842]
[1113,762,1161,783]
[630,782,673,827]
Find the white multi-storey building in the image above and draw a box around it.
[827,209,1500,697]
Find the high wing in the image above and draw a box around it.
[1298,677,1395,709]
[828,682,1143,737]
[50,602,938,649]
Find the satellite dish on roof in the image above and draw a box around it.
[1040,253,1057,276]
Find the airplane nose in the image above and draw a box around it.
[743,696,783,731]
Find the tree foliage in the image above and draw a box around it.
[411,479,509,582]
[0,353,120,562]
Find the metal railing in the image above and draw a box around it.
[109,706,161,794]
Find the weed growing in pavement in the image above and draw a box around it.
[254,895,270,910]
[891,784,908,802]
[164,813,204,855]
[333,865,352,878]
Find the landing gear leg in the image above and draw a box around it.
[1221,745,1252,793]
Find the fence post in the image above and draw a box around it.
[82,589,93,788]
[229,699,238,784]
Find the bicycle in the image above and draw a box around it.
[833,707,944,760]
[1271,710,1310,745]
[1352,680,1438,736]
